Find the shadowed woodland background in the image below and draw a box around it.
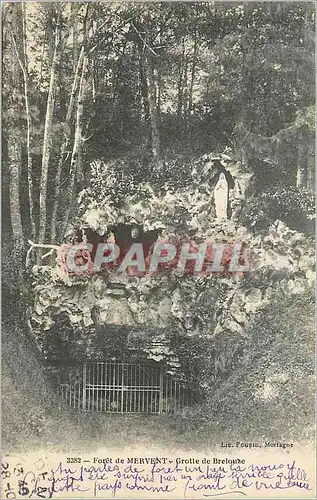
[1,1,315,451]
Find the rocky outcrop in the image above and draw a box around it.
[29,215,314,383]
[27,151,315,388]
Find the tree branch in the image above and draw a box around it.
[26,240,60,267]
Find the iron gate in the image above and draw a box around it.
[57,361,194,414]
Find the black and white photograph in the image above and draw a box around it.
[1,1,316,498]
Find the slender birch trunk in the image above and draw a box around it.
[296,143,308,188]
[50,5,90,242]
[38,11,60,245]
[72,2,79,71]
[177,38,185,130]
[182,55,189,130]
[8,137,24,255]
[138,44,150,124]
[62,56,88,237]
[50,46,85,242]
[306,144,315,192]
[144,48,161,167]
[188,22,198,131]
[8,132,24,286]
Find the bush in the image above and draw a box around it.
[242,187,315,233]
[196,289,315,442]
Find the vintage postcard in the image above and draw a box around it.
[1,0,316,498]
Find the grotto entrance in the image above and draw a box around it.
[73,224,160,260]
[56,359,197,414]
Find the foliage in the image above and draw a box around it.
[2,2,315,247]
[174,289,315,442]
[242,187,315,232]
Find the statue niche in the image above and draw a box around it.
[202,155,252,222]
[214,172,229,220]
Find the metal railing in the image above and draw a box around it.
[57,360,194,414]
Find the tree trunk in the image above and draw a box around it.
[157,65,162,122]
[72,2,79,71]
[296,143,308,188]
[62,56,88,237]
[5,3,25,279]
[76,137,84,187]
[177,42,184,129]
[183,55,189,131]
[306,144,315,192]
[38,9,60,245]
[10,3,36,240]
[111,38,128,114]
[50,5,90,242]
[144,48,161,167]
[8,136,24,268]
[22,3,36,240]
[238,2,253,168]
[138,43,150,125]
[188,21,198,131]
[50,46,85,242]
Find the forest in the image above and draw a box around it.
[1,1,316,451]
